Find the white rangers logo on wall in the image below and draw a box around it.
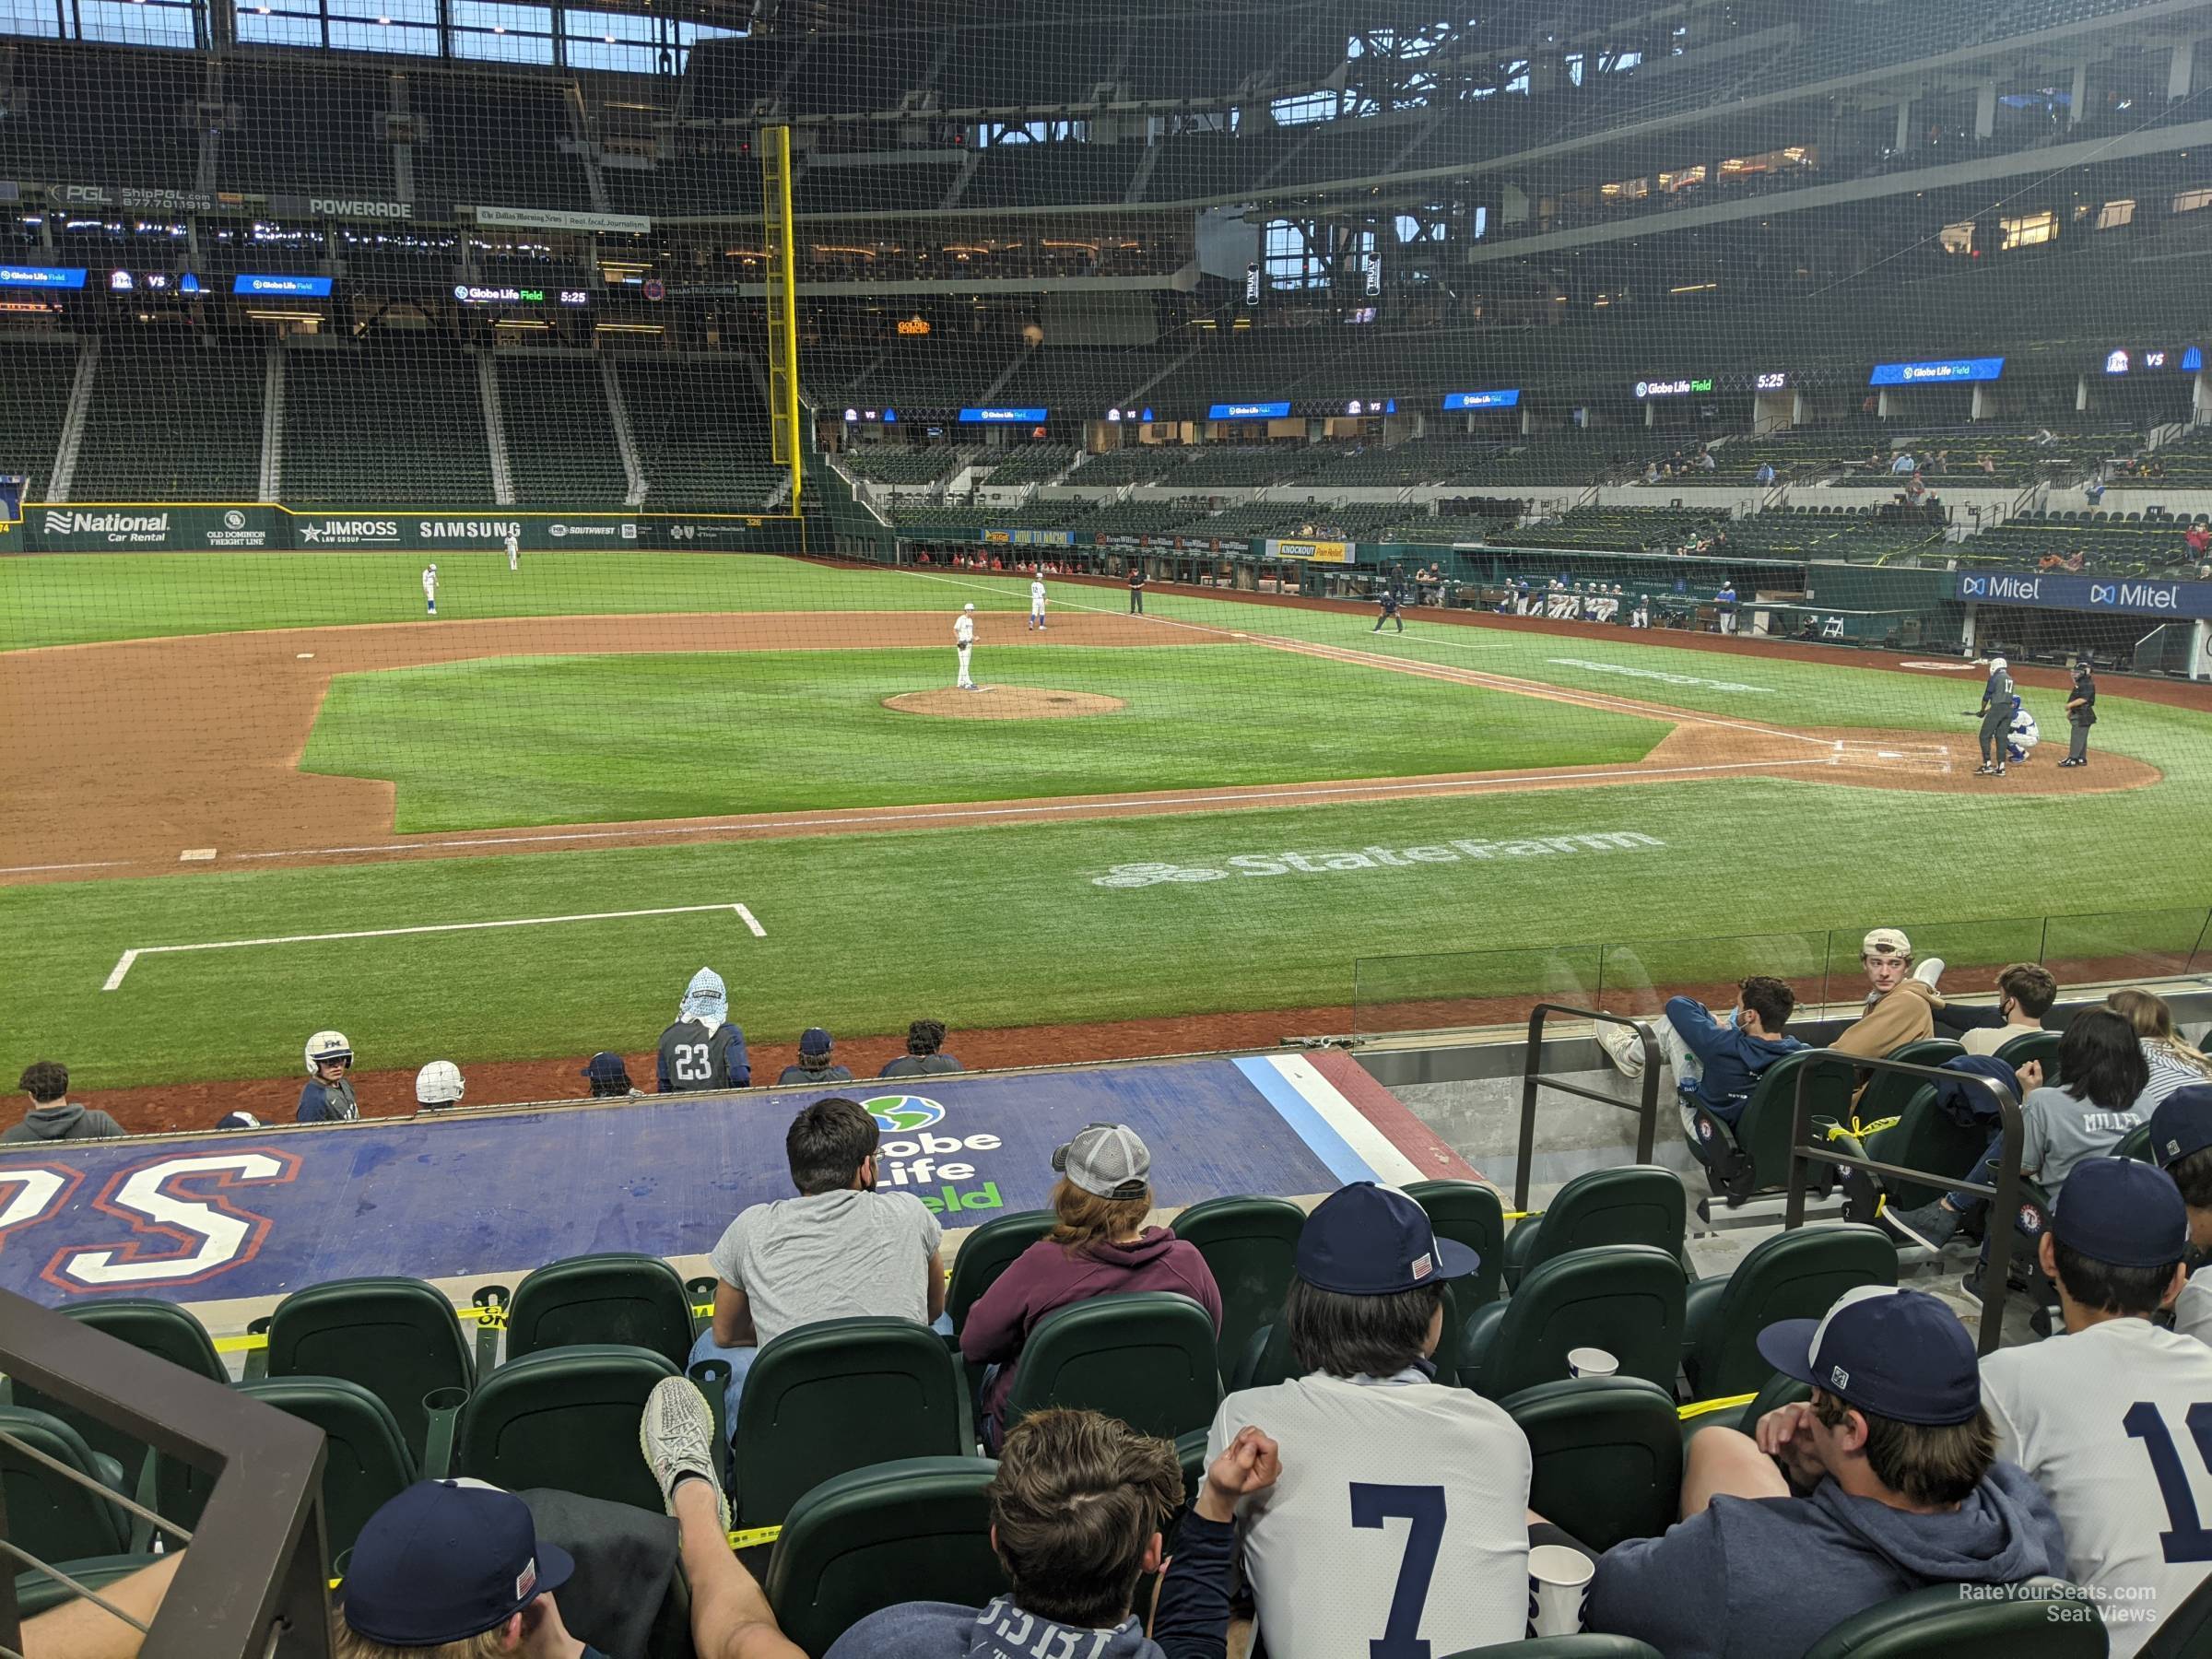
[1092,830,1667,888]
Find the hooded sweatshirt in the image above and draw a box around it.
[824,1506,1237,1659]
[1830,978,1942,1072]
[1663,997,1807,1123]
[3,1101,125,1144]
[1589,1461,2068,1659]
[961,1230,1223,1437]
[657,968,750,1091]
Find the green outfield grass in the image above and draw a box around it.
[300,644,1666,831]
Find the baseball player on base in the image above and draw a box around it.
[1029,570,1048,629]
[505,529,520,572]
[955,603,978,689]
[421,563,439,617]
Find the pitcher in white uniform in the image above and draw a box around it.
[954,603,977,689]
[505,530,520,572]
[421,563,439,616]
[1028,571,1048,629]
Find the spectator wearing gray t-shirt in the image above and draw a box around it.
[688,1096,947,1438]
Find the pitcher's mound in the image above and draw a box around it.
[885,688,1126,720]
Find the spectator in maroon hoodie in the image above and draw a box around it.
[961,1123,1222,1451]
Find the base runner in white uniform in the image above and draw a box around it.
[1980,1156,2212,1657]
[1206,1182,1532,1659]
[1029,571,1048,630]
[954,603,977,689]
[506,530,520,572]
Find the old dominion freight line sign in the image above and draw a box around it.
[18,505,794,553]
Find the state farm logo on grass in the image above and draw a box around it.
[861,1097,1005,1215]
[1547,658,1772,695]
[1092,830,1666,888]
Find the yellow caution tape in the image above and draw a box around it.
[729,1524,782,1550]
[1677,1393,1759,1420]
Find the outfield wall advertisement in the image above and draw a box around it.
[1953,570,2212,620]
[15,504,798,554]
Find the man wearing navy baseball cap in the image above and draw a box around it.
[2150,1083,2212,1346]
[775,1028,853,1088]
[1981,1156,2210,1655]
[1204,1182,1534,1659]
[1588,1287,2065,1659]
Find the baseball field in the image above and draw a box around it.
[5,549,2210,1120]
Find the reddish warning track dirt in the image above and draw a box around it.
[0,603,2160,885]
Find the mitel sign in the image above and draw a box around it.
[1954,571,2212,619]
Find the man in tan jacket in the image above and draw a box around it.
[1829,928,1948,1119]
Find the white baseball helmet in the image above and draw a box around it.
[1990,656,2008,670]
[963,603,975,612]
[416,1060,465,1106]
[304,1030,352,1074]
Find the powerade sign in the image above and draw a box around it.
[1443,389,1520,410]
[1869,357,2005,385]
[958,407,1047,424]
[1208,401,1292,419]
[1955,571,2212,619]
[233,274,333,297]
[1633,377,1714,399]
[0,267,88,289]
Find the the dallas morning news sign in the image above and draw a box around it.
[1954,571,2212,620]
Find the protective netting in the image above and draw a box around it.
[2,0,2210,1099]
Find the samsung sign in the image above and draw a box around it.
[0,267,88,289]
[1955,571,2212,619]
[1208,402,1292,419]
[958,407,1047,424]
[233,274,334,297]
[1442,389,1520,410]
[1868,357,2005,386]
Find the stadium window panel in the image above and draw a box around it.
[327,0,435,53]
[452,0,553,62]
[1937,218,1975,254]
[234,0,322,45]
[2173,187,2212,214]
[0,0,62,36]
[1270,89,1339,124]
[1999,209,2056,250]
[2096,198,2136,230]
[77,0,196,46]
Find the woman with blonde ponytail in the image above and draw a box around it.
[2107,987,2212,1112]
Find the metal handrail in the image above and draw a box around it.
[1782,1054,2025,1358]
[1517,1004,1659,1212]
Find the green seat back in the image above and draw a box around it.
[2115,1124,2153,1163]
[266,1277,474,1465]
[947,1210,1056,1334]
[456,1344,677,1512]
[1505,1167,1686,1287]
[1681,1226,1897,1399]
[1406,1180,1508,1312]
[1865,1084,1990,1211]
[241,1377,417,1560]
[14,1552,163,1620]
[1994,1030,2061,1078]
[1001,1292,1220,1441]
[766,1457,1006,1658]
[2141,1564,2212,1657]
[0,1406,131,1560]
[1171,1194,1303,1373]
[13,1300,224,1491]
[1853,1041,1964,1131]
[1461,1245,1686,1398]
[1718,1050,1856,1192]
[1445,1640,1661,1658]
[1802,1579,2104,1658]
[505,1253,696,1369]
[1497,1377,1683,1552]
[733,1317,971,1531]
[1230,1319,1299,1393]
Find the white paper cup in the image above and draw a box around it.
[1527,1543,1595,1637]
[1567,1346,1618,1379]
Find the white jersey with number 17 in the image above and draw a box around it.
[1982,1315,2212,1657]
[1206,1371,1531,1659]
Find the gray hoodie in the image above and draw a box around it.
[3,1102,126,1144]
[1590,1461,2068,1659]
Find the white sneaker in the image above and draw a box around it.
[1596,1019,1647,1078]
[640,1375,728,1529]
[1912,956,1946,990]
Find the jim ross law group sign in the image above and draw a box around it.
[1954,571,2212,619]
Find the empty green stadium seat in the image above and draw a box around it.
[732,1318,972,1531]
[12,1300,225,1491]
[999,1292,1220,1441]
[1680,1226,1896,1399]
[456,1344,677,1512]
[1802,1580,2104,1658]
[1406,1180,1509,1312]
[241,1377,417,1559]
[1459,1246,1687,1398]
[947,1210,1057,1334]
[1863,1084,1990,1213]
[504,1253,696,1370]
[13,1553,164,1621]
[1498,1376,1683,1550]
[0,1406,133,1561]
[1501,1167,1687,1289]
[766,1457,1006,1658]
[1994,1030,2061,1076]
[1852,1041,1965,1134]
[1170,1194,1304,1373]
[265,1277,474,1469]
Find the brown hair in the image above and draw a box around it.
[18,1061,66,1104]
[1812,1390,1995,1508]
[1047,1177,1153,1258]
[1736,976,1796,1031]
[1995,963,2058,1020]
[2109,989,2212,1073]
[332,1610,509,1659]
[989,1409,1182,1630]
[785,1097,879,1194]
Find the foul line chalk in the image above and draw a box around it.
[100,900,764,991]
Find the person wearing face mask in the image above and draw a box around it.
[688,1097,947,1445]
